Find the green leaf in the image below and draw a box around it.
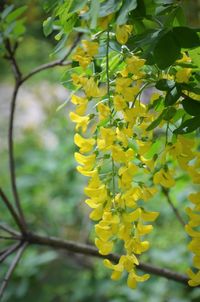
[154,31,180,69]
[182,97,200,116]
[163,107,177,121]
[146,111,165,131]
[43,17,54,37]
[1,5,14,19]
[174,116,200,134]
[90,0,100,29]
[117,0,137,25]
[165,86,181,106]
[172,27,200,49]
[6,5,27,23]
[99,0,122,17]
[63,14,77,34]
[155,79,175,91]
[189,46,200,68]
[69,0,88,13]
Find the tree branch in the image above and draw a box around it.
[21,33,82,84]
[27,232,189,285]
[0,242,27,300]
[162,188,185,227]
[0,242,22,264]
[0,188,26,233]
[0,223,20,237]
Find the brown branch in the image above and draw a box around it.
[162,188,185,227]
[0,188,26,233]
[21,33,82,84]
[0,242,22,264]
[0,242,27,300]
[4,39,22,81]
[27,232,189,285]
[8,81,27,232]
[0,223,20,237]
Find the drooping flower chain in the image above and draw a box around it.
[69,25,200,288]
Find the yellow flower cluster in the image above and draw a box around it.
[69,35,164,288]
[68,25,199,289]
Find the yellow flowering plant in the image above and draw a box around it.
[1,0,200,297]
[44,0,200,289]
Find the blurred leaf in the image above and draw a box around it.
[6,5,27,23]
[69,0,88,13]
[43,17,54,37]
[182,97,200,116]
[99,0,122,17]
[163,107,177,121]
[165,86,181,106]
[174,116,200,134]
[155,79,175,91]
[1,5,14,19]
[90,0,100,29]
[172,27,200,49]
[117,0,137,25]
[154,31,180,69]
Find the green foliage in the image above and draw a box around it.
[0,0,200,301]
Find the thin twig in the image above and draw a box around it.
[0,242,22,264]
[4,39,22,81]
[0,242,27,299]
[0,223,20,237]
[0,188,26,233]
[4,39,27,232]
[0,235,19,241]
[162,188,185,227]
[8,81,27,231]
[21,33,82,83]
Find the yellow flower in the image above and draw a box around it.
[97,102,111,120]
[72,47,91,69]
[74,152,96,171]
[113,95,127,111]
[95,222,113,242]
[116,127,129,147]
[103,259,124,280]
[112,145,134,164]
[141,210,159,221]
[90,205,103,221]
[74,133,95,153]
[97,127,116,151]
[118,163,138,189]
[188,192,200,210]
[71,95,88,115]
[83,77,100,98]
[125,56,146,75]
[176,68,192,83]
[116,25,133,44]
[187,269,200,287]
[69,111,89,133]
[115,77,132,93]
[127,271,150,289]
[98,14,114,29]
[95,238,113,255]
[153,168,175,188]
[125,237,150,254]
[82,40,99,56]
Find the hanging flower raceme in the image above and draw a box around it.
[67,14,199,289]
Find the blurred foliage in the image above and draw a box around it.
[0,0,200,301]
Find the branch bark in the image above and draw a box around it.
[21,33,82,83]
[27,232,189,285]
[162,188,185,227]
[0,188,26,233]
[0,242,27,300]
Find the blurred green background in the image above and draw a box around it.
[0,1,200,301]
